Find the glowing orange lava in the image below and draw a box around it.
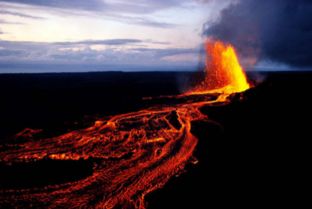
[0,40,250,209]
[191,40,250,94]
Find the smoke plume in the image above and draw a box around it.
[204,0,312,68]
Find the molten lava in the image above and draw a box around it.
[0,40,250,209]
[191,40,250,94]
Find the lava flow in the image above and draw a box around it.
[0,40,250,209]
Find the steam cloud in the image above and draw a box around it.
[204,0,312,68]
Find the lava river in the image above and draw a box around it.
[0,40,250,209]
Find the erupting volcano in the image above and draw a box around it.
[0,40,250,209]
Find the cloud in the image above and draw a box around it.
[100,13,178,28]
[0,0,212,15]
[0,19,23,24]
[46,47,198,67]
[0,39,197,67]
[104,0,184,14]
[0,0,180,28]
[204,0,312,68]
[0,0,186,13]
[0,49,26,56]
[133,48,197,58]
[128,18,177,28]
[0,39,143,48]
[0,0,105,11]
[0,10,45,19]
[54,39,143,46]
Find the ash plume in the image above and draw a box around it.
[204,0,312,68]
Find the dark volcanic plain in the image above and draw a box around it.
[0,71,310,208]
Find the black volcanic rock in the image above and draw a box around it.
[0,71,310,208]
[0,159,94,189]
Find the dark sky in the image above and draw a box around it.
[205,0,312,69]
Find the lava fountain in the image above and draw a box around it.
[191,40,250,95]
[0,40,250,209]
